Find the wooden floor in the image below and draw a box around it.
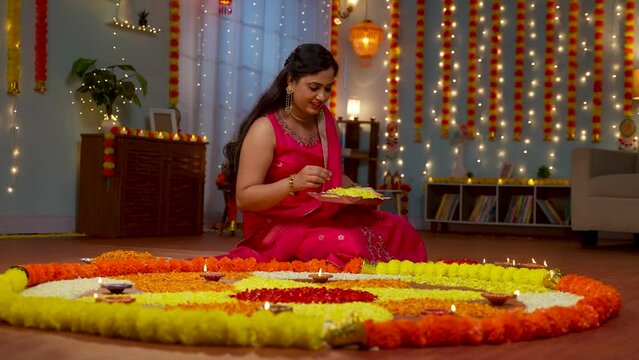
[0,231,638,360]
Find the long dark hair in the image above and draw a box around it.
[222,43,339,193]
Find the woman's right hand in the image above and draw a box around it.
[292,165,332,191]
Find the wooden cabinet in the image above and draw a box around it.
[425,182,571,231]
[338,118,379,187]
[77,134,207,237]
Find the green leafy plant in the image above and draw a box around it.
[71,58,148,119]
[537,165,551,179]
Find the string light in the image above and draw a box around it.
[6,103,20,194]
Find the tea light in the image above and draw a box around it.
[120,127,128,135]
[94,293,136,304]
[261,301,292,315]
[481,292,516,306]
[308,268,333,283]
[200,264,224,282]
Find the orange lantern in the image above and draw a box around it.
[349,20,383,58]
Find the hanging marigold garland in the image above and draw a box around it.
[488,0,502,141]
[6,0,21,96]
[591,0,605,143]
[439,0,454,139]
[34,0,48,93]
[512,0,525,141]
[542,0,557,142]
[388,0,400,123]
[413,0,425,142]
[623,0,635,119]
[168,1,180,108]
[566,0,579,141]
[465,0,479,141]
[329,0,340,115]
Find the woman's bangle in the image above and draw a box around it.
[288,174,296,196]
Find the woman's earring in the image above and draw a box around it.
[285,86,294,113]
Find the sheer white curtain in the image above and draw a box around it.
[179,0,332,220]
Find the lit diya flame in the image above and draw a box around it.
[514,289,520,298]
[264,301,270,310]
[450,304,456,313]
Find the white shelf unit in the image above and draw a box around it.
[425,182,571,229]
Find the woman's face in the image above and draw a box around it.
[289,68,335,119]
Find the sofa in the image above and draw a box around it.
[571,148,639,246]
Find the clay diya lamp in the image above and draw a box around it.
[200,272,224,282]
[481,292,516,306]
[518,262,545,269]
[100,283,133,295]
[95,294,136,304]
[309,269,333,283]
[261,302,293,315]
[420,308,447,316]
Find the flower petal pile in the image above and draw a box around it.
[0,251,621,350]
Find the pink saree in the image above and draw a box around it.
[223,106,427,267]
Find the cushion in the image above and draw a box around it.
[591,149,637,177]
[590,173,639,198]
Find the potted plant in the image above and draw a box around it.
[71,58,147,130]
[138,10,149,27]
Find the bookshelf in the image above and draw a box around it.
[425,182,570,231]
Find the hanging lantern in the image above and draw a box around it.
[219,0,232,15]
[349,20,383,58]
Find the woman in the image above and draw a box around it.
[221,44,427,267]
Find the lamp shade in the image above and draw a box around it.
[633,69,639,99]
[347,98,361,119]
[349,20,383,58]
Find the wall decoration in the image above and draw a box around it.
[465,0,479,141]
[565,0,579,140]
[169,1,180,108]
[413,0,424,142]
[618,116,637,151]
[591,0,605,143]
[439,0,454,139]
[6,0,21,96]
[488,0,502,141]
[329,0,340,115]
[542,0,556,142]
[34,0,48,93]
[513,0,525,141]
[387,0,400,124]
[623,0,635,120]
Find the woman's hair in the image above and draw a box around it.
[221,43,339,193]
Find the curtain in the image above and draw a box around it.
[180,0,332,219]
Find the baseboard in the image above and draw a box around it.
[0,216,76,235]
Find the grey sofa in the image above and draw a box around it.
[570,147,639,246]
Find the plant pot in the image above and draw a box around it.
[101,118,120,133]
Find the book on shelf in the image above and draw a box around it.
[435,193,459,220]
[469,195,496,222]
[536,199,563,225]
[504,195,533,223]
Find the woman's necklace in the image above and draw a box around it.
[285,106,307,122]
[276,110,319,147]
